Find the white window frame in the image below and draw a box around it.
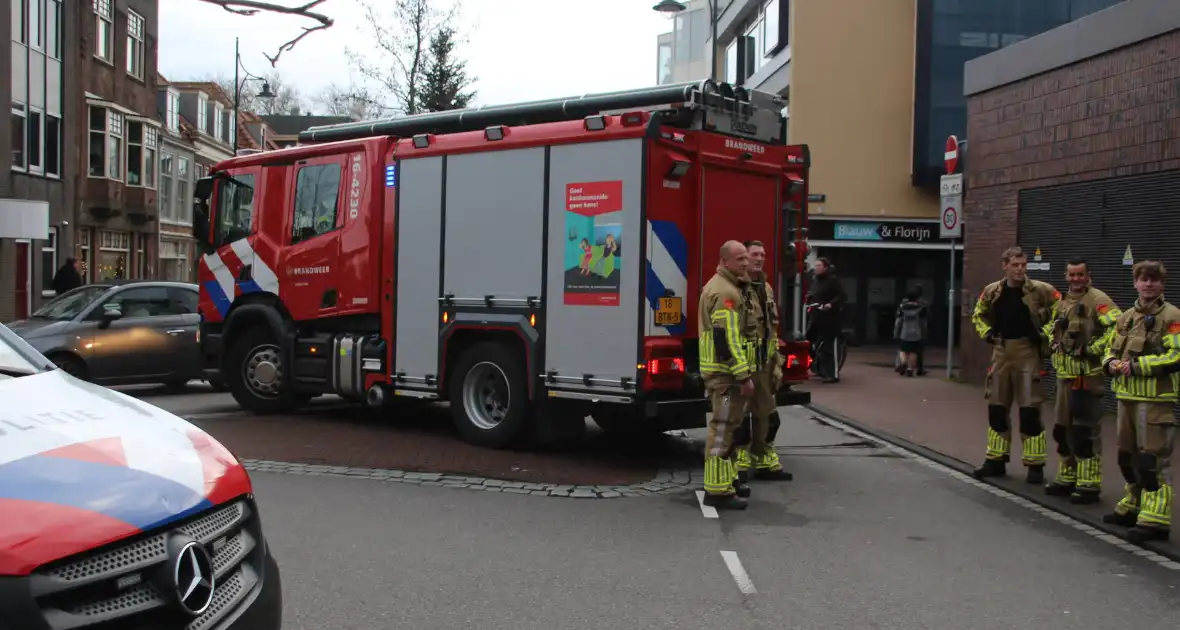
[159,150,174,223]
[27,0,42,51]
[96,229,131,282]
[41,226,57,297]
[89,106,124,180]
[166,89,180,132]
[12,0,26,44]
[127,121,144,186]
[93,0,112,62]
[198,93,209,134]
[46,0,60,60]
[77,228,93,282]
[26,106,43,175]
[11,103,27,172]
[214,103,224,141]
[126,10,144,79]
[176,156,193,225]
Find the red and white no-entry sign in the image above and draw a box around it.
[944,135,959,174]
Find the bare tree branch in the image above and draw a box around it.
[345,0,461,116]
[196,0,334,66]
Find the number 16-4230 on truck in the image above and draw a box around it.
[191,80,813,449]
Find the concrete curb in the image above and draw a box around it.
[240,458,701,499]
[807,403,1180,563]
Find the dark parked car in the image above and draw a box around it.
[5,281,222,390]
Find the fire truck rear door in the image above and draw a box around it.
[699,164,780,285]
[542,138,644,398]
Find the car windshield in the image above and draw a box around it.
[31,285,112,321]
[0,325,45,378]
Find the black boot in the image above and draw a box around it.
[702,493,748,510]
[754,468,794,481]
[1044,481,1075,497]
[1127,525,1170,544]
[972,459,1007,480]
[1102,511,1138,527]
[733,479,751,498]
[1025,465,1045,485]
[736,469,750,483]
[1069,489,1101,505]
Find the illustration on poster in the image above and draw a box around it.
[1123,245,1134,266]
[563,181,624,307]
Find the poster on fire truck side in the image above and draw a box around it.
[563,180,623,307]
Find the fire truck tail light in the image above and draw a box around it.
[642,339,685,391]
[584,115,607,131]
[442,312,449,324]
[529,313,536,328]
[620,112,644,126]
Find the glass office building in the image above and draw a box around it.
[912,0,1126,187]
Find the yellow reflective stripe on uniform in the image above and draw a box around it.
[1134,333,1180,376]
[1097,306,1122,327]
[971,294,992,339]
[1085,320,1118,359]
[701,307,752,377]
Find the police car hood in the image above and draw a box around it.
[0,370,252,576]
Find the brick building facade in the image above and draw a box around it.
[960,0,1180,383]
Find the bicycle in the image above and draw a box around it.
[804,302,848,380]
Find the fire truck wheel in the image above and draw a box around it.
[227,326,300,414]
[449,341,531,449]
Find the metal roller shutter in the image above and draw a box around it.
[1019,169,1180,417]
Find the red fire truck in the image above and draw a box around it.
[191,80,813,449]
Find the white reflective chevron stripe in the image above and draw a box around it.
[646,220,688,336]
[202,252,236,303]
[228,239,280,294]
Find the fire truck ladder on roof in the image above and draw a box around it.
[297,80,787,146]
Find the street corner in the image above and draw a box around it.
[189,402,704,498]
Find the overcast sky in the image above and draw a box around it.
[159,0,674,113]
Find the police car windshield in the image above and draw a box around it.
[0,324,44,378]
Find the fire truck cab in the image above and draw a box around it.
[191,80,812,449]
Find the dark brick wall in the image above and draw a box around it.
[74,0,160,236]
[962,29,1180,384]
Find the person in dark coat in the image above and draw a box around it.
[51,258,83,295]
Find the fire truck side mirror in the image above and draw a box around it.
[192,200,211,249]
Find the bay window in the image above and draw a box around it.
[93,0,112,62]
[89,106,123,179]
[214,103,224,140]
[198,94,208,133]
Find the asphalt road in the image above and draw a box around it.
[219,405,1180,630]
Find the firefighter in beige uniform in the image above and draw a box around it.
[698,241,758,510]
[970,246,1060,484]
[1101,261,1180,544]
[1042,259,1122,504]
[733,240,793,485]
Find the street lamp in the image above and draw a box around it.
[653,0,719,81]
[232,36,276,154]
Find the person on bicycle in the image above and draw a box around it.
[806,257,847,383]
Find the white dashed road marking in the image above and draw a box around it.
[807,408,1180,570]
[696,490,719,519]
[720,550,758,595]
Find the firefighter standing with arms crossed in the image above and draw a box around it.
[1101,261,1180,543]
[970,246,1060,483]
[697,240,759,510]
[1042,259,1121,504]
[733,240,794,485]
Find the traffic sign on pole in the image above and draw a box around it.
[945,135,959,174]
[939,173,963,239]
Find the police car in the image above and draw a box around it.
[0,322,281,629]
